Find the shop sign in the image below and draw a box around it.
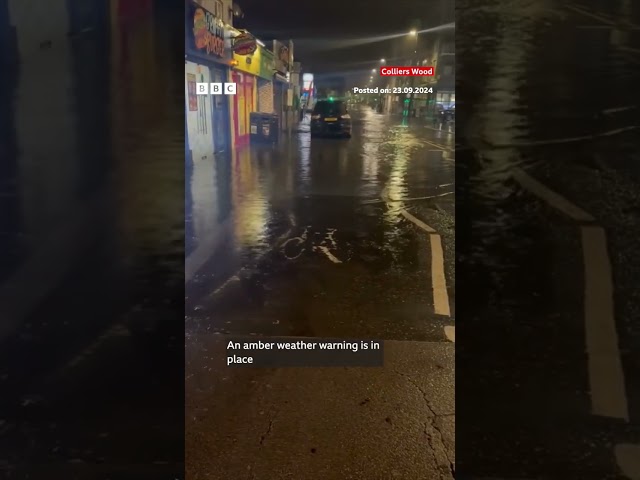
[233,32,257,56]
[259,49,275,80]
[187,73,198,111]
[273,40,291,74]
[232,48,261,77]
[190,2,225,58]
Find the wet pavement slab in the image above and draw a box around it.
[458,1,640,478]
[186,336,454,480]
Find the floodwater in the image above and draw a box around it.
[457,1,640,478]
[185,108,455,339]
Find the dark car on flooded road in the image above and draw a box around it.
[310,99,352,138]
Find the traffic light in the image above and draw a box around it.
[403,98,410,117]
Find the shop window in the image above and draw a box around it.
[214,0,223,19]
[443,65,453,76]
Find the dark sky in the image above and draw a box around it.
[234,0,453,74]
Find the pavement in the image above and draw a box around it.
[185,107,455,478]
[457,1,640,478]
[186,337,454,480]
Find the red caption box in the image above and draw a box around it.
[379,66,435,76]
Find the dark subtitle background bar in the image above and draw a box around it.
[225,337,385,367]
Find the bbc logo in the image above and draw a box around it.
[196,83,237,95]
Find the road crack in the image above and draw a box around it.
[396,371,455,479]
[259,410,278,446]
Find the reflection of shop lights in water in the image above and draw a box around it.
[362,144,378,180]
[234,193,268,246]
[385,144,409,221]
[232,152,269,247]
[299,144,310,185]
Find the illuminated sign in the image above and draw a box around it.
[190,2,225,58]
[233,32,258,55]
[273,40,292,74]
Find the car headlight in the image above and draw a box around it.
[311,114,321,120]
[340,114,350,119]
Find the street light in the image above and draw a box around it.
[371,69,376,73]
[380,58,385,63]
[406,28,419,117]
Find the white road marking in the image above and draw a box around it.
[363,191,453,205]
[514,169,629,420]
[566,4,615,25]
[382,186,450,316]
[567,4,640,30]
[575,25,615,29]
[603,106,636,115]
[409,192,454,201]
[314,246,342,264]
[211,275,239,297]
[186,219,232,283]
[46,323,130,382]
[601,125,640,137]
[582,225,629,420]
[400,210,437,233]
[491,125,638,148]
[444,326,455,343]
[206,227,293,297]
[430,234,451,317]
[424,125,455,133]
[512,168,595,222]
[615,444,640,479]
[424,139,454,151]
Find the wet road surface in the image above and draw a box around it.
[185,108,455,478]
[0,5,184,478]
[186,108,455,339]
[458,1,640,478]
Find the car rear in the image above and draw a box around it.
[310,100,351,138]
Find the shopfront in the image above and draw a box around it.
[257,49,275,113]
[229,33,263,147]
[185,0,231,160]
[272,40,293,132]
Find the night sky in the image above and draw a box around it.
[233,0,453,75]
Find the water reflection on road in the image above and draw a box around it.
[458,1,640,478]
[185,108,455,326]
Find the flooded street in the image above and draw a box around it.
[458,1,640,478]
[186,108,454,339]
[185,108,456,478]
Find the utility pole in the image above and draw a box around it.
[406,20,421,118]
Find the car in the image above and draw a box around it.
[310,99,352,138]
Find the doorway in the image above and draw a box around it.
[210,66,230,154]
